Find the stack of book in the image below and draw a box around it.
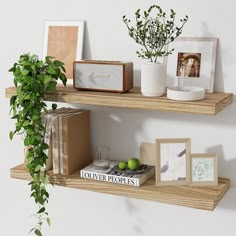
[80,162,155,187]
[42,108,91,175]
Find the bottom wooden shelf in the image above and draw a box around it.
[10,164,230,211]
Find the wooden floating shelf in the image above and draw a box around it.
[11,164,230,211]
[5,86,233,115]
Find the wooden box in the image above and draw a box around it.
[73,60,133,92]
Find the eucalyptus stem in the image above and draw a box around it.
[123,5,188,62]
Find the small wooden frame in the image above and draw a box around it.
[190,153,218,186]
[156,138,191,186]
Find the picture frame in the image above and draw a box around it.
[190,153,218,186]
[156,138,191,186]
[166,37,217,93]
[43,20,85,83]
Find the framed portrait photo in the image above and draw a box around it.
[166,37,217,92]
[43,21,85,83]
[156,138,191,186]
[190,154,218,186]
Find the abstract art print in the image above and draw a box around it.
[190,154,218,186]
[156,138,191,186]
[43,21,85,83]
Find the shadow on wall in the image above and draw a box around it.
[83,22,92,59]
[206,145,236,188]
[123,198,144,235]
[206,145,236,211]
[89,107,146,160]
[200,21,225,92]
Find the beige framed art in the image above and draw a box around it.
[156,138,191,186]
[190,153,218,186]
[43,21,85,83]
[166,37,217,92]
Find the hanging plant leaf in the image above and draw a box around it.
[9,53,67,235]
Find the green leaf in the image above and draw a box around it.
[9,131,14,140]
[53,60,64,67]
[43,75,52,84]
[46,81,57,91]
[35,165,42,172]
[52,103,57,110]
[34,229,42,236]
[46,217,51,226]
[21,69,29,76]
[47,66,56,75]
[59,73,67,86]
[24,138,30,146]
[10,95,17,106]
[37,207,45,214]
[42,143,49,149]
[23,120,31,127]
[61,65,66,73]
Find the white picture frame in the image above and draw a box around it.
[156,138,191,186]
[190,153,218,186]
[43,21,85,83]
[166,37,217,93]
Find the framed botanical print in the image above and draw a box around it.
[190,153,218,186]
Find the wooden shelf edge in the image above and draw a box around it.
[5,86,233,115]
[10,164,230,211]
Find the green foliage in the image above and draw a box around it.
[123,5,188,62]
[9,53,67,235]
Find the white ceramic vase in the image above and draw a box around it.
[141,62,166,96]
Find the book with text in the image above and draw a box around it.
[80,162,155,187]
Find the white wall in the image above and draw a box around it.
[1,0,236,235]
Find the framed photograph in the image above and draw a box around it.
[190,154,218,186]
[43,21,85,83]
[166,37,217,92]
[156,138,191,186]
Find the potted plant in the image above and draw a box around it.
[123,5,188,96]
[9,53,67,236]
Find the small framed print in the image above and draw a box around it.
[43,21,85,83]
[166,37,217,92]
[156,138,191,186]
[190,154,218,186]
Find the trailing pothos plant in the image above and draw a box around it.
[9,53,67,236]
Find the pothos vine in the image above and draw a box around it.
[9,53,67,236]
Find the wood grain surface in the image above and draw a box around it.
[10,164,230,211]
[5,86,232,115]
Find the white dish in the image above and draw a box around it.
[167,86,205,101]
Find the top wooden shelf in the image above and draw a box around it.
[5,86,233,115]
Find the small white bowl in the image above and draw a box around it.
[167,86,205,101]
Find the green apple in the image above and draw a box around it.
[118,161,127,170]
[127,158,140,171]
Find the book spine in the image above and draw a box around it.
[44,114,53,170]
[51,115,60,174]
[80,170,139,186]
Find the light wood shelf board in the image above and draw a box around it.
[5,86,233,115]
[10,164,230,211]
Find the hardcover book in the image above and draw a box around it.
[80,162,155,187]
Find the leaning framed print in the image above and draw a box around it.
[166,37,217,92]
[43,21,85,83]
[190,153,218,186]
[156,138,191,186]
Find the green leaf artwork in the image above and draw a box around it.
[192,158,214,181]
